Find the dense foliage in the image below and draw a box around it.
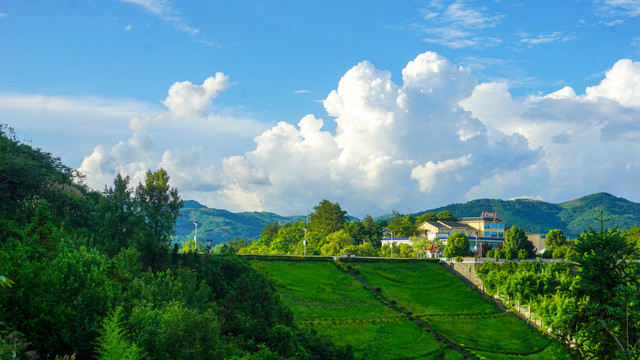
[476,214,640,359]
[0,126,352,359]
[239,206,461,258]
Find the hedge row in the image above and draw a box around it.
[240,254,441,264]
[238,254,335,262]
[336,257,440,264]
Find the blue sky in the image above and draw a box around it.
[1,0,640,217]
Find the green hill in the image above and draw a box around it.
[174,201,303,246]
[414,192,640,236]
[180,193,640,246]
[250,258,568,359]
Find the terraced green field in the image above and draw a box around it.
[251,259,568,360]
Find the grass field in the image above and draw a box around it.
[252,260,568,360]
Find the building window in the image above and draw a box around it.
[491,232,498,238]
[491,223,497,229]
[498,232,504,238]
[484,222,491,228]
[498,223,504,229]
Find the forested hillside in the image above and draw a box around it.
[178,193,640,248]
[0,125,352,359]
[415,193,640,236]
[175,201,303,246]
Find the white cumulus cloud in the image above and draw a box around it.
[163,73,230,117]
[23,52,640,218]
[209,52,540,215]
[461,58,640,203]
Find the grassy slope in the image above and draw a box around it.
[252,261,460,359]
[354,262,567,359]
[252,260,568,360]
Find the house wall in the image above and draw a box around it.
[526,233,546,251]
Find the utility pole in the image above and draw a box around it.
[303,227,307,256]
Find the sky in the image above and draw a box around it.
[1,0,640,217]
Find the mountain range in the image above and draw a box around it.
[175,192,640,245]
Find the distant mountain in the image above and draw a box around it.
[174,201,304,246]
[175,193,640,245]
[414,192,640,237]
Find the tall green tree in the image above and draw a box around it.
[436,211,456,221]
[386,211,415,237]
[502,226,531,259]
[97,174,143,256]
[96,307,145,360]
[545,229,568,259]
[565,211,640,359]
[308,200,347,234]
[135,169,182,268]
[362,215,383,247]
[444,233,472,258]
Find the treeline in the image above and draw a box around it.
[0,125,353,359]
[475,215,640,359]
[237,201,457,257]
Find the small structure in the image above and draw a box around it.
[424,243,443,259]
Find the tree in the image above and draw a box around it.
[544,229,567,258]
[415,212,437,224]
[346,219,366,245]
[135,169,182,268]
[444,233,471,258]
[96,174,143,256]
[258,222,281,246]
[362,215,383,248]
[564,211,640,359]
[326,229,354,249]
[308,200,347,234]
[357,242,378,257]
[96,307,145,360]
[622,226,640,259]
[320,242,341,256]
[386,211,415,237]
[503,226,530,259]
[436,211,456,221]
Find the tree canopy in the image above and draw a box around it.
[502,226,531,259]
[308,199,348,234]
[444,233,472,258]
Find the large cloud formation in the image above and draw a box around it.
[78,52,640,217]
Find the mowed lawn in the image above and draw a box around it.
[252,260,568,360]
